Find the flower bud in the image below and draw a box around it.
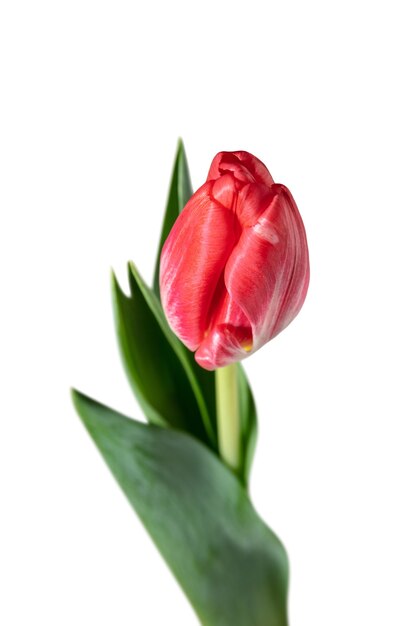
[160,151,309,370]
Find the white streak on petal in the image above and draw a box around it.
[252,217,280,245]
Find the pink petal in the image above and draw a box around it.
[224,185,309,351]
[195,287,252,370]
[207,151,274,187]
[270,185,310,335]
[160,182,237,351]
[211,173,237,209]
[236,182,275,227]
[231,151,274,186]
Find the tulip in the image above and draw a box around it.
[160,151,309,371]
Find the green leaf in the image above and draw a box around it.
[129,263,218,444]
[153,139,193,299]
[72,390,289,626]
[112,265,212,445]
[113,263,216,447]
[238,364,258,486]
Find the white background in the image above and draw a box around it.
[1,1,416,624]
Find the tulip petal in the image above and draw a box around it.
[211,173,237,209]
[160,182,237,352]
[224,186,309,352]
[269,185,310,336]
[232,151,274,186]
[236,182,274,227]
[195,287,252,370]
[207,151,274,187]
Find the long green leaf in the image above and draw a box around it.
[72,390,289,626]
[153,138,193,298]
[112,266,212,445]
[128,262,217,446]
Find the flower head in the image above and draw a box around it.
[160,151,309,370]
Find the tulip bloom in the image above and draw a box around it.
[160,151,309,370]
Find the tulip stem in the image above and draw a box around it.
[215,363,240,473]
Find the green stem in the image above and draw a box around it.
[215,363,240,472]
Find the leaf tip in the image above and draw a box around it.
[127,261,144,291]
[70,387,85,420]
[110,271,125,316]
[176,137,185,154]
[110,267,119,291]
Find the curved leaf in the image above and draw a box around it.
[126,263,216,446]
[112,266,212,445]
[72,390,289,626]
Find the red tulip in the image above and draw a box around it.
[160,151,309,370]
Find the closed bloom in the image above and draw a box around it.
[160,151,309,371]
